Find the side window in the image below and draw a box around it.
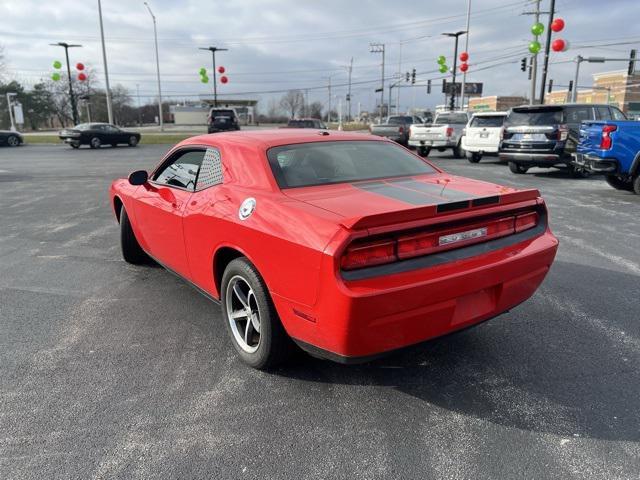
[153,150,205,191]
[611,107,627,120]
[595,106,612,120]
[196,148,224,190]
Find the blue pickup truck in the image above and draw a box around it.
[575,120,640,194]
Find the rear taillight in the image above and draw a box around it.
[341,239,397,270]
[399,126,405,134]
[600,124,617,150]
[446,127,454,137]
[558,124,569,141]
[341,211,540,270]
[499,127,505,141]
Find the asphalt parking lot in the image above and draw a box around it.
[1,143,639,479]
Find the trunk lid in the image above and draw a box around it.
[283,173,540,230]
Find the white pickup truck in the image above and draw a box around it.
[461,111,507,163]
[409,111,471,158]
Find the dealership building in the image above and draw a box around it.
[467,96,528,112]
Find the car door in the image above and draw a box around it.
[134,148,206,277]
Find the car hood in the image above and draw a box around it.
[282,173,540,229]
[0,130,22,135]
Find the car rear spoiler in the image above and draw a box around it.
[339,189,541,230]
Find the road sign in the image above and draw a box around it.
[443,82,483,95]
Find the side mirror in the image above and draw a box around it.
[128,170,148,186]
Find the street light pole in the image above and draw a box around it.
[442,31,467,111]
[6,93,17,132]
[199,46,228,107]
[347,57,353,121]
[50,42,82,125]
[97,0,114,124]
[144,2,163,131]
[370,43,386,121]
[572,55,583,103]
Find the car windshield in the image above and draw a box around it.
[387,116,413,125]
[506,108,562,126]
[434,113,468,124]
[470,116,505,128]
[267,140,437,188]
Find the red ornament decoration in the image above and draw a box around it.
[459,62,469,72]
[77,72,87,81]
[551,18,565,32]
[76,62,85,71]
[218,66,225,74]
[459,52,469,62]
[220,75,228,84]
[551,39,566,52]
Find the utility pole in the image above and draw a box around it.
[442,31,467,111]
[370,43,386,121]
[144,2,163,130]
[397,41,404,115]
[50,42,82,125]
[572,55,584,103]
[523,0,542,104]
[136,83,142,125]
[327,76,332,123]
[97,0,113,124]
[539,0,556,105]
[460,0,472,110]
[347,57,353,122]
[199,46,228,107]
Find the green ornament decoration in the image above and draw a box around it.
[437,55,446,65]
[528,41,542,54]
[53,60,62,69]
[199,67,207,76]
[439,64,448,74]
[51,72,61,81]
[531,22,544,36]
[200,75,209,83]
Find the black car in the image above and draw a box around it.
[284,118,328,129]
[58,123,141,149]
[0,130,23,147]
[207,108,240,134]
[499,104,627,176]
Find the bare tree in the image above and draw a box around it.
[0,44,6,82]
[279,90,304,119]
[309,101,323,119]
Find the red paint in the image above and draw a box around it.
[552,38,566,52]
[551,18,565,32]
[110,130,558,360]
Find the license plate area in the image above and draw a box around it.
[513,133,548,141]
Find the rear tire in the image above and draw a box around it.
[417,146,431,157]
[466,152,481,163]
[120,206,148,264]
[633,175,640,195]
[453,142,464,159]
[221,257,294,369]
[568,164,590,178]
[128,136,139,147]
[605,174,633,191]
[509,162,528,174]
[89,136,101,149]
[70,142,80,149]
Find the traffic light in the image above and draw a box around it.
[520,57,527,72]
[405,72,410,82]
[427,79,431,94]
[548,79,554,93]
[568,80,573,95]
[629,49,637,76]
[346,94,350,102]
[411,68,416,84]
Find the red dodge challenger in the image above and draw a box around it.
[109,130,558,369]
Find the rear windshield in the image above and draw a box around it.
[434,113,468,124]
[267,141,436,188]
[506,109,562,126]
[387,116,413,125]
[211,110,235,118]
[470,116,505,128]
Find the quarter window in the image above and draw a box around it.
[611,107,627,120]
[595,106,612,120]
[153,150,205,191]
[564,106,594,124]
[196,148,224,190]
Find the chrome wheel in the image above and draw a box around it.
[90,137,101,148]
[7,135,19,147]
[225,275,261,353]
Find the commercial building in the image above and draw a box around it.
[467,96,528,112]
[545,70,640,115]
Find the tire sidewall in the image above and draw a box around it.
[221,258,276,369]
[7,135,19,147]
[90,137,101,149]
[129,136,138,147]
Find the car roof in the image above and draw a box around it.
[511,103,611,110]
[178,129,384,149]
[471,111,507,116]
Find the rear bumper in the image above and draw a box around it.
[462,141,499,153]
[276,227,558,361]
[409,139,455,148]
[572,153,618,173]
[499,151,569,166]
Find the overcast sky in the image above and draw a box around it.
[1,0,639,114]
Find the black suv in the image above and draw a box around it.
[499,104,627,175]
[207,108,241,134]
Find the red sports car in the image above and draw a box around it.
[109,130,558,369]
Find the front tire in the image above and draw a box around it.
[70,142,80,149]
[509,161,528,174]
[7,135,20,147]
[605,174,633,191]
[120,206,148,264]
[128,136,139,147]
[89,136,101,149]
[221,258,293,369]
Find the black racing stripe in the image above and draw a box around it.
[437,200,470,213]
[472,195,500,207]
[356,181,438,205]
[387,178,479,202]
